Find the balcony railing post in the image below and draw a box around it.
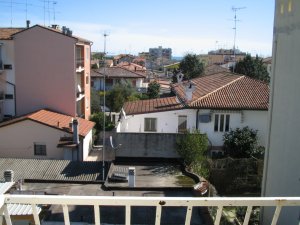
[3,205,12,225]
[214,206,223,225]
[155,205,162,225]
[32,204,41,225]
[62,204,70,225]
[271,206,282,225]
[184,205,193,225]
[125,205,131,225]
[94,205,100,225]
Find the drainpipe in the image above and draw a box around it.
[196,109,200,130]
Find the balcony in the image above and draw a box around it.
[76,58,84,72]
[1,194,299,225]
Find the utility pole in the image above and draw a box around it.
[102,33,108,181]
[232,6,246,72]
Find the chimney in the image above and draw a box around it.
[176,72,184,83]
[26,20,30,28]
[72,118,80,144]
[185,82,195,101]
[62,26,67,35]
[51,24,59,30]
[4,170,14,182]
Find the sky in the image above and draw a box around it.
[0,0,275,57]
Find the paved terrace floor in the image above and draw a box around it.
[105,161,196,189]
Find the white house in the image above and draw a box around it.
[91,67,146,91]
[0,109,94,161]
[117,72,269,152]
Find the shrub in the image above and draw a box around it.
[176,129,209,178]
[223,126,264,158]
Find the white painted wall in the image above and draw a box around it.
[118,108,268,147]
[199,110,267,147]
[82,129,93,161]
[0,120,68,159]
[262,1,300,224]
[119,109,197,133]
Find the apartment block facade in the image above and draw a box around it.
[0,25,91,121]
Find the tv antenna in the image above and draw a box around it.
[231,6,246,72]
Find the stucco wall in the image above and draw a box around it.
[0,40,16,117]
[0,120,68,159]
[14,26,77,116]
[119,109,197,133]
[118,108,268,147]
[262,1,300,224]
[199,109,267,146]
[115,133,180,158]
[82,129,93,160]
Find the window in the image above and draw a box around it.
[178,115,187,133]
[5,94,13,99]
[144,118,157,132]
[4,64,12,70]
[214,114,230,132]
[86,75,89,84]
[34,143,47,156]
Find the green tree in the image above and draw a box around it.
[147,81,160,99]
[234,54,270,82]
[176,129,209,178]
[106,83,134,112]
[90,112,114,134]
[91,89,101,113]
[179,54,204,80]
[223,126,265,158]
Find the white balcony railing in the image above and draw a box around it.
[1,195,300,225]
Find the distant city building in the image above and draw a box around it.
[200,48,246,66]
[149,46,172,61]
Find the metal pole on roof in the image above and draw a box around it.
[102,33,108,181]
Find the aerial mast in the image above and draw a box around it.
[232,6,246,72]
[102,32,108,181]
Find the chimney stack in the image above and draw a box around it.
[4,170,14,182]
[185,82,195,101]
[26,20,30,28]
[72,118,80,144]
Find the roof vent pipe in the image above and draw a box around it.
[72,118,80,144]
[4,170,14,182]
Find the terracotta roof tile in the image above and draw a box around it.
[123,97,183,115]
[204,64,230,75]
[0,109,94,137]
[172,72,269,110]
[91,67,146,78]
[0,28,24,40]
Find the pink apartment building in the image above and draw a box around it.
[13,25,91,119]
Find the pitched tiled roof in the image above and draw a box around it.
[204,64,230,75]
[117,62,146,72]
[92,67,146,79]
[0,109,94,137]
[172,72,269,110]
[0,28,25,40]
[123,96,184,115]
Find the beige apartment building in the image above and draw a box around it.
[0,25,91,121]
